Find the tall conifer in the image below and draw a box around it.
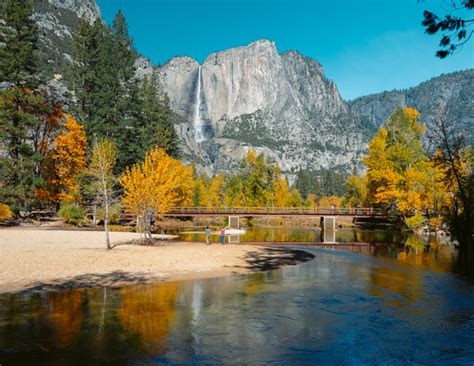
[0,0,48,209]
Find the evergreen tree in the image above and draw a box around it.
[294,169,347,199]
[294,170,313,199]
[70,17,104,126]
[0,0,48,210]
[142,72,179,158]
[71,11,144,169]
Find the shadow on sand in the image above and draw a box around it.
[13,271,156,295]
[9,248,315,296]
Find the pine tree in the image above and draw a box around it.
[142,72,179,158]
[0,0,48,210]
[70,17,101,122]
[71,12,136,167]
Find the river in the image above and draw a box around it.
[0,229,473,365]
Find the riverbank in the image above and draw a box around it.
[0,228,314,294]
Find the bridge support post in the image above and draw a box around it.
[321,216,337,243]
[321,216,336,231]
[229,216,240,229]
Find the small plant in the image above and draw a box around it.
[428,216,442,232]
[405,214,424,231]
[58,202,85,225]
[0,204,13,222]
[97,204,122,224]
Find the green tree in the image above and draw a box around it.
[0,0,48,210]
[294,170,313,199]
[70,10,145,169]
[294,169,347,200]
[142,72,178,158]
[70,17,104,126]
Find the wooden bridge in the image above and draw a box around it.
[165,206,387,219]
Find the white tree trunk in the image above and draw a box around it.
[102,178,110,250]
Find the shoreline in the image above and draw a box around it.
[0,228,314,294]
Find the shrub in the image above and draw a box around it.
[318,196,342,208]
[405,214,424,231]
[0,204,13,222]
[58,202,85,225]
[96,204,122,224]
[428,216,443,232]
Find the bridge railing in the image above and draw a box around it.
[167,207,385,216]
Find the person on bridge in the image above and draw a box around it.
[205,226,211,245]
[219,228,225,245]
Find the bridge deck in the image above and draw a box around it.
[239,241,375,246]
[165,207,387,218]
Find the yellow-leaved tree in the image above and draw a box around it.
[344,175,368,207]
[363,107,450,229]
[319,196,342,208]
[272,178,293,207]
[121,147,193,241]
[36,113,87,205]
[201,174,225,207]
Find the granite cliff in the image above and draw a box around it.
[12,0,474,176]
[349,70,474,146]
[156,40,371,175]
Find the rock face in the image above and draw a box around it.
[157,40,473,175]
[8,0,471,176]
[158,40,371,175]
[349,70,474,145]
[31,0,101,77]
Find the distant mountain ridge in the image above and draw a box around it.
[349,70,474,145]
[25,0,474,176]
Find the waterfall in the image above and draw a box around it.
[194,66,205,142]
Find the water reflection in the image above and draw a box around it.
[47,290,84,347]
[182,227,471,282]
[1,230,474,365]
[321,229,336,243]
[117,282,181,355]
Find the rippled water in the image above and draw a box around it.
[1,229,473,365]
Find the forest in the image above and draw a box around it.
[0,0,472,247]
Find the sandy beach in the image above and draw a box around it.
[0,228,313,294]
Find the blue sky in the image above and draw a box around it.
[97,0,473,100]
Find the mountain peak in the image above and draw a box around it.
[41,0,101,21]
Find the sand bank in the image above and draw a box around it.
[0,229,314,293]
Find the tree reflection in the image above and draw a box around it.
[47,290,85,347]
[117,282,181,355]
[369,265,423,308]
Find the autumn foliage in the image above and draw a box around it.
[0,204,13,221]
[117,282,180,355]
[120,147,193,239]
[36,113,87,204]
[345,107,455,230]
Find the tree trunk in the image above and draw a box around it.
[103,181,111,250]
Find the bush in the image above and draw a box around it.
[318,196,342,208]
[428,216,443,232]
[405,214,424,231]
[0,204,13,222]
[96,204,122,224]
[58,202,85,225]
